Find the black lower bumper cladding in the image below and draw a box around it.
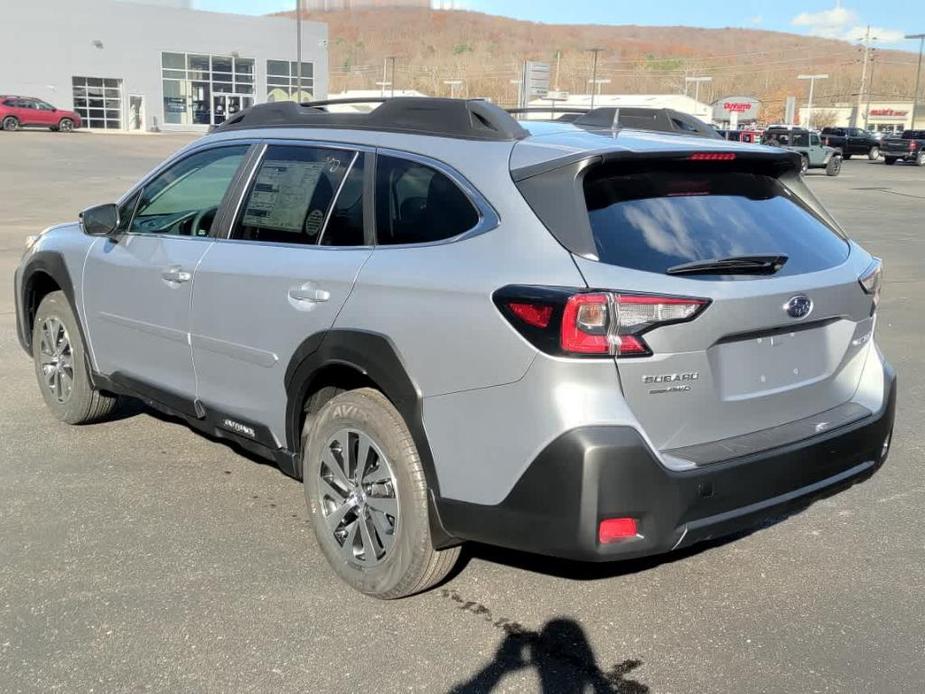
[439,366,896,562]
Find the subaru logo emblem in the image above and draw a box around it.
[784,295,813,319]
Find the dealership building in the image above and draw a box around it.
[799,102,924,133]
[1,0,328,132]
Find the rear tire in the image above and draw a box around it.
[825,155,842,176]
[800,155,809,175]
[32,291,119,424]
[868,146,880,160]
[303,388,460,599]
[884,157,897,165]
[2,116,19,131]
[916,151,925,167]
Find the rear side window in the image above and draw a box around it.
[375,155,479,245]
[583,169,849,278]
[235,145,355,245]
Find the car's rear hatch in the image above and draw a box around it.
[515,143,879,459]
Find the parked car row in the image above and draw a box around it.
[1,95,81,132]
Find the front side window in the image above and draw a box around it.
[234,145,356,246]
[129,145,248,236]
[375,155,479,245]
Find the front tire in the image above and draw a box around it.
[868,146,880,160]
[303,388,460,599]
[32,291,119,424]
[58,118,74,133]
[916,151,925,167]
[800,155,809,175]
[826,155,842,176]
[2,116,19,131]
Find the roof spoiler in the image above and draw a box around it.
[511,148,803,182]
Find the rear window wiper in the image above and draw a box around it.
[666,255,788,276]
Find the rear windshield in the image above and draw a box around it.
[583,169,849,278]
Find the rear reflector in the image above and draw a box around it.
[599,517,638,543]
[688,152,736,161]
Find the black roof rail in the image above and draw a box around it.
[213,97,529,141]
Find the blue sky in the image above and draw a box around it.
[193,1,924,50]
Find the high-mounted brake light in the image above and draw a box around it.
[495,286,709,358]
[688,152,736,161]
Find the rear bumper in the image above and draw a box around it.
[439,363,896,562]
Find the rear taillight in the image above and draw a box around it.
[494,286,709,358]
[910,140,918,152]
[859,258,883,312]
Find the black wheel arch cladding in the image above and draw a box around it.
[284,330,439,492]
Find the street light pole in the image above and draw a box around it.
[588,48,603,109]
[295,0,303,102]
[908,33,925,128]
[798,74,828,130]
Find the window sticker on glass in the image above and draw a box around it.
[242,160,326,232]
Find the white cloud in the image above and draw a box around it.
[749,15,763,26]
[791,4,859,38]
[791,4,905,43]
[846,25,906,43]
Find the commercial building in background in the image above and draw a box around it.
[711,96,761,128]
[527,94,712,122]
[0,0,328,132]
[798,102,923,133]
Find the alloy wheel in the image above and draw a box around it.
[38,317,74,403]
[318,428,399,566]
[59,119,74,132]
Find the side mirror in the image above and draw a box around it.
[79,203,119,237]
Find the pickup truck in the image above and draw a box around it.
[880,130,925,166]
[820,127,881,160]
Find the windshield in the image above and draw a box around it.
[583,169,849,278]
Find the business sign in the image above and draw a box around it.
[524,61,550,99]
[164,97,186,113]
[868,108,907,118]
[712,96,761,122]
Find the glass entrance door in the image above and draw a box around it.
[212,94,254,126]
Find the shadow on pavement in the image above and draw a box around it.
[449,617,649,693]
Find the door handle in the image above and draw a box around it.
[161,266,192,284]
[288,282,330,303]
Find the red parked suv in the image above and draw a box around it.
[1,96,82,132]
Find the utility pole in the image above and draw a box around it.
[588,48,603,109]
[387,55,397,97]
[685,76,712,104]
[798,74,828,130]
[908,34,925,128]
[864,49,877,130]
[553,50,562,91]
[854,26,877,127]
[295,0,303,102]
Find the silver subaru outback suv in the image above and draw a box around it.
[14,98,896,598]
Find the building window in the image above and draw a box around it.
[161,52,255,128]
[72,77,123,129]
[266,60,314,103]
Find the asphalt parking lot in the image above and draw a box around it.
[1,131,923,693]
